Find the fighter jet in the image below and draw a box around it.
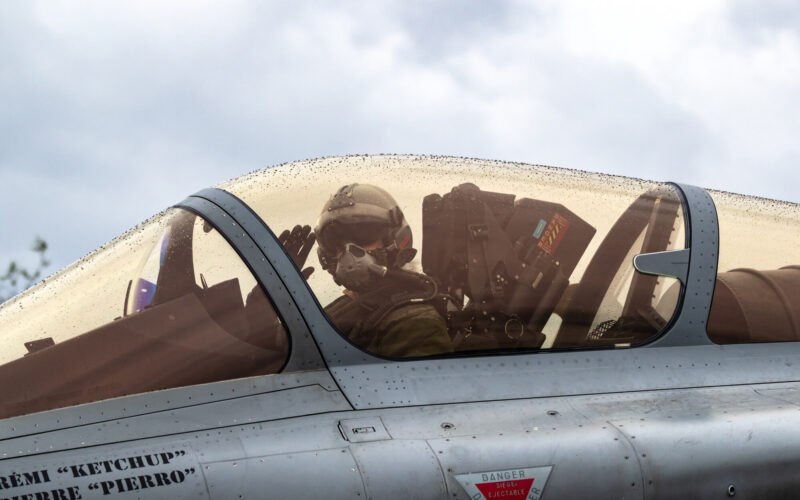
[0,155,797,499]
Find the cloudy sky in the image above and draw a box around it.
[1,0,799,274]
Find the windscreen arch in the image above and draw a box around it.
[0,208,290,419]
[220,155,687,361]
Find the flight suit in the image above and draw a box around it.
[325,284,453,358]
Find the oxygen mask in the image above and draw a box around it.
[334,243,388,292]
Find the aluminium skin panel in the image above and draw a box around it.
[0,370,354,499]
[4,378,800,498]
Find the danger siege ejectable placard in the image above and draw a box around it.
[454,466,552,500]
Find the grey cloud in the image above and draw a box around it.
[389,0,525,62]
[431,48,724,187]
[535,57,718,180]
[728,0,800,40]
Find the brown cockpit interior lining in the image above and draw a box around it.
[708,266,800,344]
[0,291,285,420]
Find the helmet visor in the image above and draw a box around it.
[319,221,390,252]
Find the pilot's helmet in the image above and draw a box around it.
[315,184,415,289]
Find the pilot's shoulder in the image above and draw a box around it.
[324,293,355,313]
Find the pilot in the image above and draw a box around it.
[283,184,452,358]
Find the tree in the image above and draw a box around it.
[0,238,50,304]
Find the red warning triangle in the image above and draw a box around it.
[475,478,534,500]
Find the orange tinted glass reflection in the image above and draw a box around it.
[223,156,685,357]
[0,209,288,419]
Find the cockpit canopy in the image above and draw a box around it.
[0,155,797,420]
[222,157,688,355]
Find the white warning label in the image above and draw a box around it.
[454,466,552,500]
